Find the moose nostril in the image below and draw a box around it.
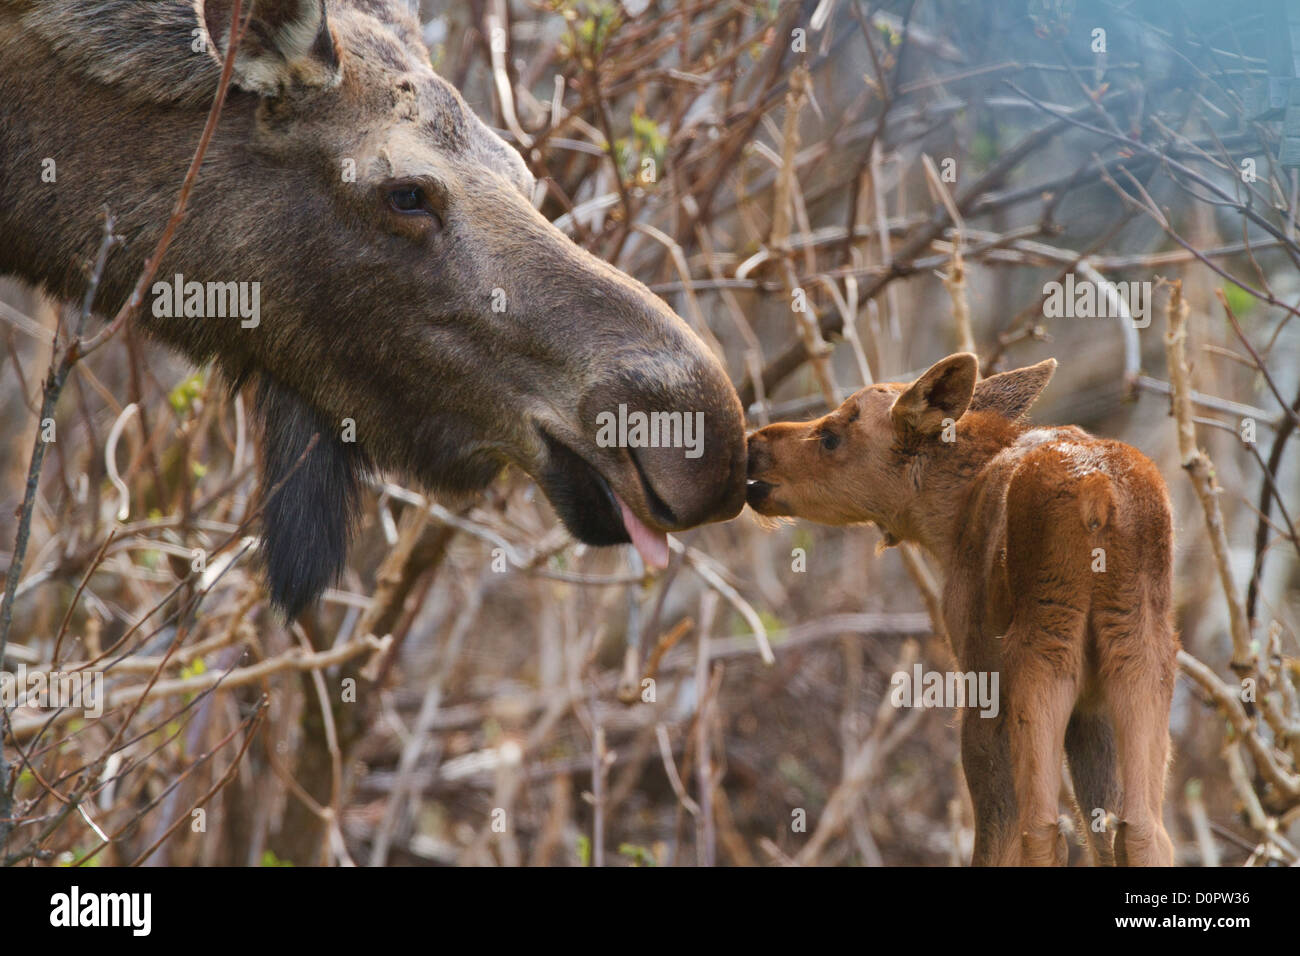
[628,448,678,527]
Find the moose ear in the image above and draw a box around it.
[202,0,341,96]
[891,353,978,436]
[254,377,366,619]
[969,358,1057,421]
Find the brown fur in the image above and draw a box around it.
[0,0,746,615]
[747,353,1178,866]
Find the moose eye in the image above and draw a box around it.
[385,183,445,233]
[820,431,841,451]
[388,186,427,214]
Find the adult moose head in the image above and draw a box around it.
[0,0,747,615]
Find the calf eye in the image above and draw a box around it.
[820,431,840,451]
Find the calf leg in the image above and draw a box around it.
[1002,614,1086,866]
[961,708,1015,865]
[1065,710,1119,865]
[1105,655,1175,866]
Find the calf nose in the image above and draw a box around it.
[746,431,771,476]
[744,432,775,509]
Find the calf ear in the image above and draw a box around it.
[891,353,978,436]
[201,0,341,95]
[254,377,366,619]
[969,358,1057,421]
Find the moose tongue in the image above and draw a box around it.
[614,494,670,570]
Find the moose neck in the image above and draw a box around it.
[896,411,1024,570]
[0,18,237,341]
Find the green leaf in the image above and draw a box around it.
[1221,282,1255,317]
[617,842,657,866]
[167,373,204,416]
[793,527,814,553]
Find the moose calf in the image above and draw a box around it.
[746,353,1177,866]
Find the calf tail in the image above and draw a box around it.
[1078,472,1115,533]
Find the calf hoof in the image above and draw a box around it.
[1055,815,1072,866]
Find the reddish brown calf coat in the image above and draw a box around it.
[747,353,1177,866]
